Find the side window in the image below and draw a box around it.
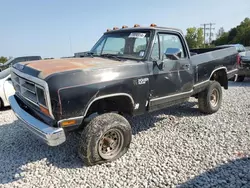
[9,59,17,65]
[150,36,160,60]
[240,45,245,52]
[236,46,240,52]
[102,37,125,55]
[28,56,40,61]
[15,57,26,63]
[159,33,186,59]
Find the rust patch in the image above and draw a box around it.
[25,57,122,79]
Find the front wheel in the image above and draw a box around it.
[0,98,3,109]
[198,81,222,114]
[78,113,132,166]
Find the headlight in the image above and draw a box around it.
[36,86,47,107]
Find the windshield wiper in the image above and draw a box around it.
[100,53,122,61]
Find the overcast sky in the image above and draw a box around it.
[0,0,249,58]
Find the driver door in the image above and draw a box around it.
[148,32,193,111]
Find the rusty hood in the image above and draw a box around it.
[18,57,124,79]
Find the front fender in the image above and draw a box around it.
[57,80,136,119]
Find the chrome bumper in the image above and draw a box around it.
[9,95,66,146]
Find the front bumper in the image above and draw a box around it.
[9,95,66,146]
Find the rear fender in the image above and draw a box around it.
[210,68,228,89]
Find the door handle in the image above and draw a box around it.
[182,64,190,69]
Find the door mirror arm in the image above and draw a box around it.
[164,48,182,60]
[153,60,164,70]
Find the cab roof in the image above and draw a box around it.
[104,25,183,35]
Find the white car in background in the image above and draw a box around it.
[0,68,15,108]
[0,56,42,72]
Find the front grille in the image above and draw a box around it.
[12,72,47,107]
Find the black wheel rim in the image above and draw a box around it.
[98,128,124,160]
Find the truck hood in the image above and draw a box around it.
[16,57,125,79]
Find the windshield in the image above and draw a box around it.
[90,31,151,60]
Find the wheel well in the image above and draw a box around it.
[210,69,228,89]
[85,96,134,118]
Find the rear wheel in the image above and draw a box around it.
[78,112,132,166]
[198,81,222,114]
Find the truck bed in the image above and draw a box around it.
[190,46,234,54]
[190,47,238,84]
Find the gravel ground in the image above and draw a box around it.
[0,80,250,188]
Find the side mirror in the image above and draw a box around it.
[163,48,182,60]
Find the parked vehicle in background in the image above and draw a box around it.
[0,68,15,108]
[0,56,42,72]
[9,24,238,166]
[216,44,250,82]
[216,44,246,54]
[237,55,250,81]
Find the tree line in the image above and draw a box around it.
[185,17,250,49]
[0,56,9,64]
[212,18,250,46]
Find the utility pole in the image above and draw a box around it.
[200,23,210,47]
[208,23,216,44]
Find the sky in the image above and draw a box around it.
[0,0,249,58]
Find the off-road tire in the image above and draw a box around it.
[0,98,3,109]
[198,81,222,114]
[236,75,245,82]
[78,112,132,166]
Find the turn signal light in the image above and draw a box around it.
[122,25,128,29]
[39,105,50,117]
[61,120,77,127]
[134,24,140,27]
[237,54,241,65]
[150,23,157,27]
[113,27,119,30]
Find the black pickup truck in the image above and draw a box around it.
[9,24,238,166]
[216,44,250,82]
